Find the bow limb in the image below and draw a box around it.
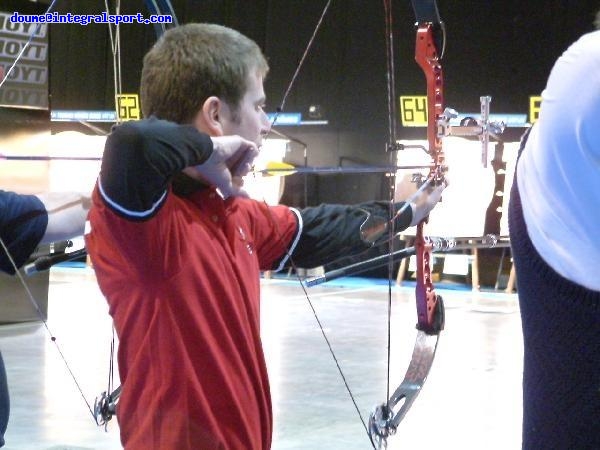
[144,0,179,36]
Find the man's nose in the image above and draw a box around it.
[260,111,271,136]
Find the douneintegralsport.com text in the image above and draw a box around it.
[8,12,173,26]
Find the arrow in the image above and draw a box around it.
[1,155,434,176]
[258,161,434,176]
[0,155,102,161]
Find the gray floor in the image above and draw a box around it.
[0,266,523,449]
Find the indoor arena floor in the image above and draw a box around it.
[0,266,523,449]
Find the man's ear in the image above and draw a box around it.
[193,96,224,136]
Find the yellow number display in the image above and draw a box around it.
[400,96,428,127]
[529,96,542,124]
[116,94,141,121]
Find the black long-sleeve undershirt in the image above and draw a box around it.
[99,117,214,216]
[291,201,411,269]
[98,118,413,267]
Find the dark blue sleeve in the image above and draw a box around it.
[0,190,48,275]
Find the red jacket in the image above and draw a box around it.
[87,185,297,449]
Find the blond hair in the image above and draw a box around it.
[140,23,269,124]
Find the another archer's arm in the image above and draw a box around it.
[0,189,92,275]
[36,192,90,245]
[0,190,48,274]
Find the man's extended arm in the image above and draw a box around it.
[287,202,404,268]
[287,172,445,269]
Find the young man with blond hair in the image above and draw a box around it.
[86,23,444,449]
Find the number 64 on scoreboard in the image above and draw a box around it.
[400,95,428,127]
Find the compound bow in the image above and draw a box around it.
[367,1,446,447]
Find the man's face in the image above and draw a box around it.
[219,71,271,146]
